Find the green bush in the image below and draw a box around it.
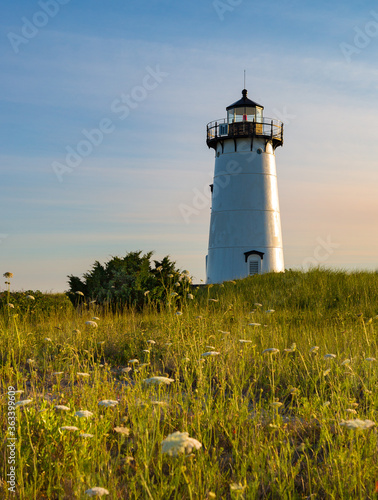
[67,251,193,311]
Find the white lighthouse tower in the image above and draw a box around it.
[206,89,284,283]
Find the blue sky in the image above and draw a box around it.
[1,0,378,291]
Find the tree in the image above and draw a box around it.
[67,251,191,310]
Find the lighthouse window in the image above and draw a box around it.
[249,260,259,276]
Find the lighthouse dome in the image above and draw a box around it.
[226,89,263,110]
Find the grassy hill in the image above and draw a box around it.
[1,269,377,499]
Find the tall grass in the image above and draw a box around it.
[1,269,377,499]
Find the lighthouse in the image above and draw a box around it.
[206,89,284,283]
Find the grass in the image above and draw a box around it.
[1,268,377,499]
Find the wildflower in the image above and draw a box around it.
[310,346,319,354]
[156,266,163,272]
[323,401,330,407]
[73,329,81,334]
[26,295,35,300]
[75,410,94,418]
[143,376,175,385]
[175,311,183,316]
[15,399,33,407]
[164,342,172,346]
[262,348,279,355]
[14,390,24,394]
[92,316,100,321]
[270,402,283,408]
[85,487,110,497]
[98,400,118,407]
[323,368,331,376]
[97,341,105,345]
[144,290,150,296]
[341,359,351,365]
[121,367,132,373]
[128,359,139,365]
[248,323,261,327]
[340,419,375,430]
[8,303,14,309]
[139,363,149,369]
[187,293,194,300]
[54,405,70,411]
[143,349,150,353]
[75,291,84,296]
[44,337,52,342]
[85,321,98,328]
[60,426,79,431]
[175,282,181,287]
[208,298,218,302]
[239,339,254,344]
[3,272,13,278]
[205,345,215,349]
[346,409,357,415]
[79,433,94,438]
[324,353,336,359]
[201,351,220,357]
[161,431,202,456]
[147,339,156,345]
[289,387,300,395]
[26,359,35,365]
[283,346,296,353]
[77,372,90,377]
[89,300,96,304]
[114,426,130,435]
[52,371,64,375]
[230,483,246,492]
[365,357,376,362]
[265,309,275,313]
[254,302,262,307]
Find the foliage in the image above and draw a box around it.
[66,251,192,311]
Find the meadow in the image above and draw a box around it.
[1,269,377,499]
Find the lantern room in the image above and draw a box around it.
[226,89,264,124]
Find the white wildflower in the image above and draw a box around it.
[85,321,98,328]
[15,399,33,407]
[161,431,202,456]
[147,340,156,345]
[230,483,246,492]
[44,337,52,342]
[324,353,336,359]
[208,299,218,302]
[201,351,220,357]
[128,359,139,365]
[75,291,84,296]
[310,346,319,354]
[365,357,376,362]
[114,426,130,435]
[79,433,94,438]
[340,419,375,430]
[54,405,70,411]
[75,410,93,418]
[143,376,175,385]
[85,487,110,497]
[262,348,279,355]
[52,371,64,375]
[265,309,275,313]
[98,400,118,408]
[26,295,35,300]
[77,372,90,377]
[248,323,261,327]
[187,293,194,300]
[175,311,183,316]
[60,426,79,431]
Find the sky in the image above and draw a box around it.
[1,0,378,292]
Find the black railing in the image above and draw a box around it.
[206,117,283,147]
